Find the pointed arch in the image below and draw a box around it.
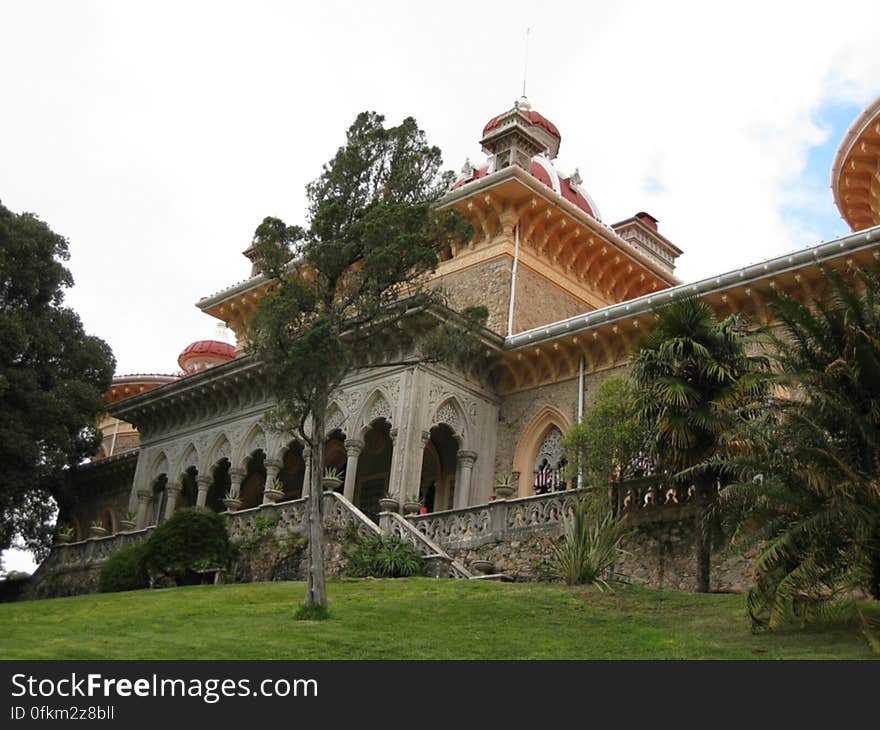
[358,388,393,436]
[177,442,200,478]
[148,450,171,482]
[326,401,347,436]
[204,433,232,472]
[239,423,268,469]
[431,396,468,448]
[512,405,574,497]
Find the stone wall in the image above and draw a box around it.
[408,490,754,592]
[512,265,592,334]
[432,258,512,335]
[22,493,379,601]
[21,528,155,601]
[495,366,627,480]
[618,518,753,593]
[445,521,752,591]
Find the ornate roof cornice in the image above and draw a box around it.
[439,164,681,287]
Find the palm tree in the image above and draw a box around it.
[631,297,766,593]
[716,268,880,627]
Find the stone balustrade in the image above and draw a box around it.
[407,489,584,550]
[47,527,155,570]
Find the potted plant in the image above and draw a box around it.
[88,520,108,539]
[493,472,516,499]
[403,494,422,515]
[262,476,286,504]
[378,492,399,513]
[119,511,136,531]
[222,486,242,512]
[322,467,343,493]
[55,524,74,544]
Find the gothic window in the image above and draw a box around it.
[533,426,567,494]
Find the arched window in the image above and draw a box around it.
[532,426,567,494]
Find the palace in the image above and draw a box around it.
[31,93,880,596]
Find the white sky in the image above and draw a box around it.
[1,1,879,572]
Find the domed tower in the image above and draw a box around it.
[177,340,236,375]
[437,98,682,335]
[92,340,236,461]
[832,95,880,232]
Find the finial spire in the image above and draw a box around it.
[521,27,530,99]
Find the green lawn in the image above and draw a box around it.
[0,579,874,659]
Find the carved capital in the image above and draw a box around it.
[457,450,478,468]
[166,482,183,497]
[196,475,213,488]
[264,458,282,472]
[420,430,431,447]
[136,489,152,503]
[229,467,245,482]
[344,438,364,457]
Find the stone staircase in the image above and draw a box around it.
[378,511,473,579]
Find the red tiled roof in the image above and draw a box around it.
[483,109,561,139]
[559,176,594,217]
[178,340,235,370]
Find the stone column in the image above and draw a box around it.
[263,458,282,502]
[196,475,212,509]
[454,450,478,510]
[302,447,312,498]
[387,428,402,501]
[228,468,244,500]
[342,439,363,502]
[165,481,182,517]
[135,489,152,530]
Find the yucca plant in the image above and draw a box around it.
[551,495,630,590]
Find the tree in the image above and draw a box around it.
[562,374,650,494]
[715,269,880,629]
[631,297,765,592]
[246,112,484,615]
[0,201,114,563]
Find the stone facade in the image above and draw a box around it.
[410,491,753,591]
[512,264,593,334]
[432,255,512,334]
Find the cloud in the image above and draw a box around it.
[0,0,878,375]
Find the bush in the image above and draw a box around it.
[344,532,425,578]
[141,509,237,586]
[552,496,630,590]
[99,543,149,593]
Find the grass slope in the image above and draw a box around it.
[0,579,874,660]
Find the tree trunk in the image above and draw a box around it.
[870,529,880,601]
[304,407,328,609]
[694,474,713,594]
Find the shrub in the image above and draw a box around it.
[99,543,149,593]
[344,532,425,578]
[141,509,237,586]
[552,496,630,590]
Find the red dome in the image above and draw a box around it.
[483,109,561,139]
[559,176,595,217]
[451,159,596,218]
[451,164,488,190]
[529,160,553,188]
[178,340,235,370]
